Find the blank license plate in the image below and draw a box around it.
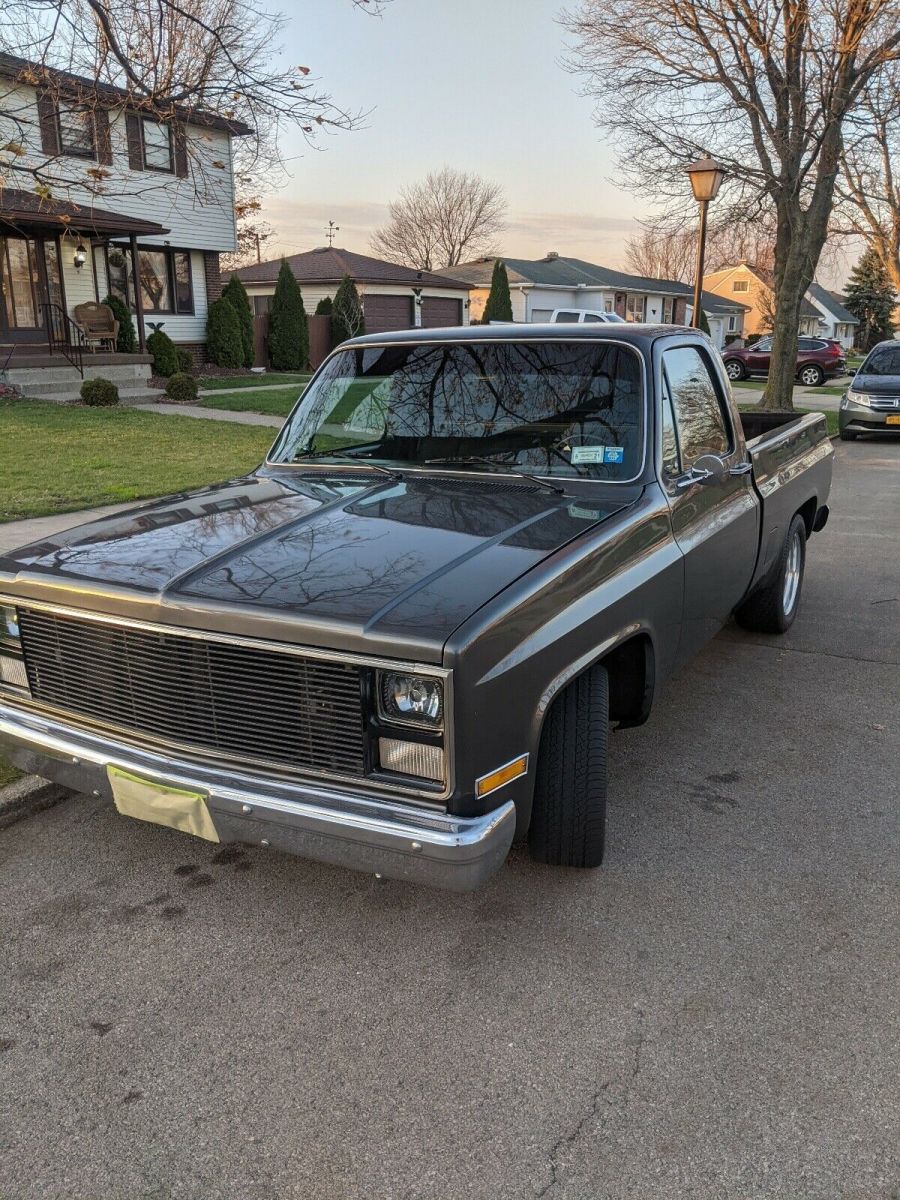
[886,414,900,425]
[107,766,220,842]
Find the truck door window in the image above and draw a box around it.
[662,346,732,466]
[660,377,681,479]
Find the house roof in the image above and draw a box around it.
[232,246,470,290]
[436,255,693,297]
[700,290,750,315]
[0,52,252,136]
[0,187,169,237]
[807,280,859,325]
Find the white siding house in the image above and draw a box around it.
[0,52,245,362]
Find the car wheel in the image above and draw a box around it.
[529,665,608,869]
[725,360,746,381]
[734,514,807,634]
[799,364,825,387]
[839,429,858,441]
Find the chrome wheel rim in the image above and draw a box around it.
[800,367,819,386]
[783,532,802,614]
[726,363,741,379]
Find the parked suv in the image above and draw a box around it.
[722,336,846,386]
[550,308,625,324]
[839,339,900,440]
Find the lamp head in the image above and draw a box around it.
[685,153,726,203]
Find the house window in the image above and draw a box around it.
[57,101,95,158]
[662,297,674,323]
[603,298,614,313]
[732,280,749,293]
[107,246,193,315]
[625,294,645,321]
[142,119,173,171]
[727,315,737,332]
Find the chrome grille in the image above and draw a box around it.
[869,396,900,411]
[17,607,366,776]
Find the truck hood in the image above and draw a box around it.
[0,471,633,662]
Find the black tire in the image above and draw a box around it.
[724,359,747,381]
[839,429,858,441]
[734,513,807,634]
[798,363,825,387]
[528,665,608,868]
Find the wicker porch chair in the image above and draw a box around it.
[73,302,119,353]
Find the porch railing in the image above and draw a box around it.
[41,302,85,378]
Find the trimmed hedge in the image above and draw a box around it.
[146,329,179,377]
[80,378,119,406]
[222,274,255,368]
[331,274,365,347]
[102,294,137,354]
[206,297,244,368]
[166,372,198,403]
[268,260,309,371]
[314,296,333,316]
[175,347,195,374]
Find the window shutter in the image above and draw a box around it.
[125,113,144,170]
[94,108,113,165]
[36,92,61,156]
[173,122,189,178]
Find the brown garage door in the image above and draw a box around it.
[364,294,414,333]
[422,297,463,328]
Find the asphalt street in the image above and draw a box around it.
[1,438,898,1200]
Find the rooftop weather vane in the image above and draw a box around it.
[325,220,340,247]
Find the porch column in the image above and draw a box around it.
[129,234,146,352]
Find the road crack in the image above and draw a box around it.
[535,1009,645,1198]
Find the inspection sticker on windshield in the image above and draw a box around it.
[571,445,624,465]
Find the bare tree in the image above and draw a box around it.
[563,0,900,411]
[220,191,274,271]
[371,167,506,270]
[624,224,696,282]
[0,0,382,207]
[836,65,900,295]
[625,214,778,282]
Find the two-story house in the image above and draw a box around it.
[0,52,247,382]
[703,262,860,349]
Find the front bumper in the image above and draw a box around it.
[839,401,900,434]
[0,702,515,892]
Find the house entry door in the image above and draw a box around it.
[0,234,62,345]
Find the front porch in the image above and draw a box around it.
[2,349,161,404]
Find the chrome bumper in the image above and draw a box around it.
[0,703,515,891]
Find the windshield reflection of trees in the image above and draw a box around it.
[277,341,643,479]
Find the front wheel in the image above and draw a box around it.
[725,359,747,381]
[529,666,608,868]
[799,364,825,387]
[734,514,807,634]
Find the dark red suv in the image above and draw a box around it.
[722,336,847,387]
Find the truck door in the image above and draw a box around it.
[660,344,759,663]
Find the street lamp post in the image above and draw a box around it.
[685,153,726,330]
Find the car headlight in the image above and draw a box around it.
[1,604,20,644]
[378,671,443,728]
[846,388,872,407]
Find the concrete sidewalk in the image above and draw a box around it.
[133,402,283,428]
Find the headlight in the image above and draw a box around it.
[846,388,872,408]
[378,671,443,728]
[1,604,20,644]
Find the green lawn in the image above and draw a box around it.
[0,399,274,522]
[731,379,846,396]
[0,757,23,789]
[197,386,303,418]
[199,373,311,392]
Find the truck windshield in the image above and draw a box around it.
[270,340,644,481]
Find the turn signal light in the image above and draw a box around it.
[475,754,529,799]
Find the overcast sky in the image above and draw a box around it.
[262,0,851,284]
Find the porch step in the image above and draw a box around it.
[26,387,166,406]
[7,360,155,397]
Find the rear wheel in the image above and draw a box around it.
[529,666,608,868]
[725,359,747,381]
[735,514,807,634]
[799,363,825,387]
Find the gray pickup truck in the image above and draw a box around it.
[0,325,833,890]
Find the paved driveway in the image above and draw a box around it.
[1,440,897,1200]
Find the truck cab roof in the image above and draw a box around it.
[341,322,707,350]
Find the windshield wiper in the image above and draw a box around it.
[423,455,564,495]
[292,444,403,482]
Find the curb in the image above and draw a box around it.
[0,774,71,830]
